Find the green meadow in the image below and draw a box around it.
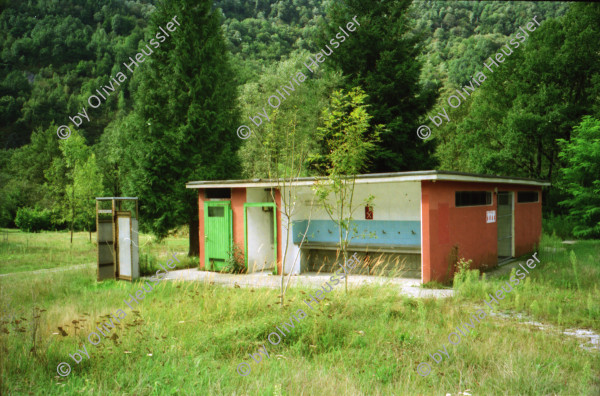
[0,230,599,395]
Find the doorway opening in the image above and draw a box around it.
[244,203,277,273]
[497,191,514,263]
[204,201,232,271]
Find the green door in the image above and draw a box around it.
[204,201,232,271]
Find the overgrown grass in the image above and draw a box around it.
[421,280,450,289]
[0,228,196,275]
[0,230,598,395]
[455,233,600,332]
[0,228,96,274]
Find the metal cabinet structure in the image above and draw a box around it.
[96,197,139,281]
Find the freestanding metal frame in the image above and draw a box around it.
[95,197,139,281]
[243,202,277,273]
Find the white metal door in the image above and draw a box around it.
[118,215,132,278]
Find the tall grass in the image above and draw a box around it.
[0,230,598,394]
[1,268,598,395]
[453,233,600,332]
[0,228,195,276]
[0,228,96,274]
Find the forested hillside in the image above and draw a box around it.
[0,0,156,147]
[412,1,568,89]
[1,0,599,241]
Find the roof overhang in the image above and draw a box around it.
[186,171,551,189]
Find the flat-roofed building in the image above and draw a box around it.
[186,171,549,283]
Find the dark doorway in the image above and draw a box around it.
[497,191,514,262]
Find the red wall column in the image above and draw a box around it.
[198,189,205,269]
[231,188,246,264]
[421,187,431,283]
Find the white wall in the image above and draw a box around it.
[245,188,275,272]
[290,181,421,221]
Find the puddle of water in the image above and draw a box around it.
[489,310,600,352]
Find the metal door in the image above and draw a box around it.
[204,201,232,271]
[497,191,513,260]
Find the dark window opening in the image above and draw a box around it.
[205,188,231,199]
[517,191,539,203]
[455,191,492,207]
[208,206,225,217]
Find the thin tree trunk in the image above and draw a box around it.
[70,188,74,244]
[189,218,199,257]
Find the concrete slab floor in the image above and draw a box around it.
[150,268,454,299]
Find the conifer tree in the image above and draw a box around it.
[121,0,242,255]
[317,0,438,172]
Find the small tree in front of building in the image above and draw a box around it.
[259,109,318,307]
[310,87,384,292]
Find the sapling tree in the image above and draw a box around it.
[258,109,317,307]
[310,87,384,292]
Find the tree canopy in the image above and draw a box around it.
[1,0,598,241]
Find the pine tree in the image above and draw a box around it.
[121,0,242,255]
[317,0,439,172]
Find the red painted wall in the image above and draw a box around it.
[231,188,246,264]
[198,189,205,269]
[514,195,543,257]
[421,181,542,283]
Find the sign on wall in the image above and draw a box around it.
[365,205,373,220]
[486,210,496,223]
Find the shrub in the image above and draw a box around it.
[139,250,159,276]
[453,257,475,286]
[453,257,490,298]
[225,243,246,273]
[139,249,195,276]
[14,207,52,232]
[557,116,600,239]
[543,213,576,240]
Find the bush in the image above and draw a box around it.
[139,251,160,276]
[225,243,246,273]
[556,116,600,239]
[14,207,52,232]
[452,257,492,298]
[543,213,576,240]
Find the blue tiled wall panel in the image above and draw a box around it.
[292,220,421,246]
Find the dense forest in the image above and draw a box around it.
[1,0,599,246]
